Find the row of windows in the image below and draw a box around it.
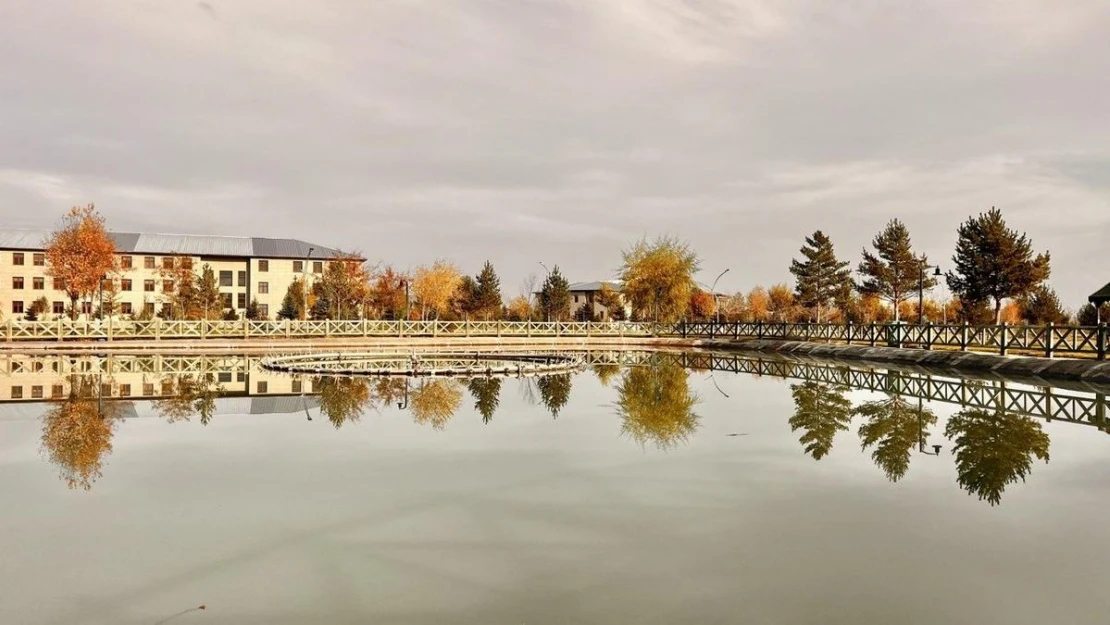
[8,253,46,266]
[11,277,271,294]
[118,256,196,271]
[11,300,270,316]
[9,378,295,399]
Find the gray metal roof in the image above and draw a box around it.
[0,228,350,260]
[568,280,622,292]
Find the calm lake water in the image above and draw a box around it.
[2,350,1109,625]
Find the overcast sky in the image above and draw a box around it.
[1,1,1107,305]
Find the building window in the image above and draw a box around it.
[293,260,303,273]
[81,301,92,314]
[219,271,232,287]
[162,381,173,395]
[313,261,323,274]
[182,257,193,270]
[144,302,155,315]
[258,282,269,294]
[292,379,303,394]
[163,257,174,270]
[13,252,24,265]
[12,277,23,290]
[119,384,131,398]
[32,277,44,290]
[52,301,65,314]
[121,279,132,291]
[257,381,268,394]
[238,271,247,287]
[53,278,65,291]
[218,372,232,383]
[11,386,22,399]
[143,383,154,396]
[259,304,269,318]
[144,280,155,292]
[574,295,579,303]
[31,385,43,399]
[221,293,232,309]
[121,302,132,315]
[120,255,132,269]
[145,257,156,269]
[237,371,246,382]
[52,385,64,399]
[163,280,174,292]
[161,303,172,318]
[33,253,45,266]
[12,301,23,314]
[258,260,269,272]
[100,383,112,398]
[237,293,246,309]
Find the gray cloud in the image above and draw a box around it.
[1,0,1108,304]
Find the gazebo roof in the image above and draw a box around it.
[1089,282,1110,305]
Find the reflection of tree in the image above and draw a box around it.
[411,379,463,430]
[854,396,937,482]
[40,377,127,491]
[317,376,372,429]
[593,364,621,387]
[788,381,852,460]
[616,364,700,450]
[536,374,572,418]
[373,378,409,408]
[945,409,1050,506]
[467,377,502,424]
[152,374,222,425]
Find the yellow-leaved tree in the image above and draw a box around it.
[413,260,462,320]
[618,235,700,324]
[44,204,117,319]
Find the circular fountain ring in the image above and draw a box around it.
[260,351,585,377]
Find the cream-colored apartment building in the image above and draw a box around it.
[0,229,353,321]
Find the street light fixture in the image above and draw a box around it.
[918,263,943,325]
[711,268,730,323]
[302,247,314,321]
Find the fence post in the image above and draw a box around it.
[846,321,853,345]
[1098,324,1107,361]
[681,321,687,339]
[57,318,63,342]
[243,318,249,339]
[157,318,163,341]
[757,320,764,340]
[999,322,1008,356]
[733,322,740,340]
[1045,322,1054,359]
[925,323,933,351]
[869,322,876,347]
[960,323,969,351]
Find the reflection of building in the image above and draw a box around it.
[0,229,353,321]
[0,355,311,402]
[0,396,321,422]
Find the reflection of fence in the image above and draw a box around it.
[260,352,585,376]
[2,319,657,342]
[677,321,1109,359]
[628,351,1109,430]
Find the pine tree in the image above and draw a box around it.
[947,207,1050,324]
[245,298,263,321]
[194,264,222,320]
[538,266,571,322]
[1076,303,1110,326]
[858,219,935,322]
[789,231,852,322]
[451,276,479,319]
[278,288,299,320]
[474,261,502,320]
[1018,285,1068,325]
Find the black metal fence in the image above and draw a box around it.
[676,321,1110,360]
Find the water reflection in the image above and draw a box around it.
[410,379,464,430]
[788,381,852,460]
[4,351,1105,504]
[616,364,700,450]
[854,396,938,482]
[945,409,1051,506]
[152,374,222,425]
[40,376,128,491]
[467,377,502,424]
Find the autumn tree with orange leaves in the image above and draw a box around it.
[44,204,117,319]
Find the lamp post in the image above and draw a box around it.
[917,397,942,455]
[538,261,551,322]
[711,268,730,324]
[398,277,410,321]
[918,263,942,325]
[302,247,314,321]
